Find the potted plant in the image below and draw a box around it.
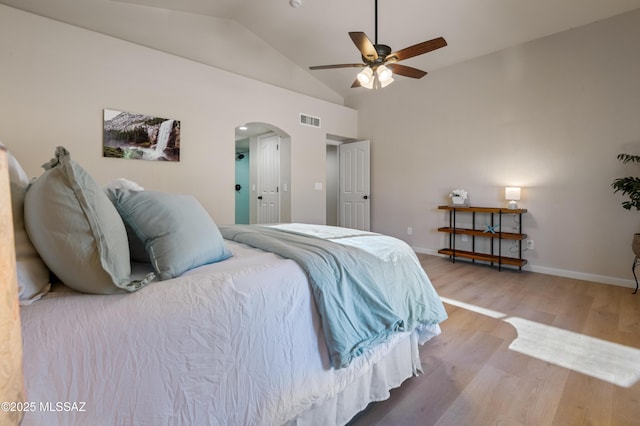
[612,153,640,256]
[449,189,468,206]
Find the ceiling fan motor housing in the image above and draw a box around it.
[362,44,392,65]
[375,44,391,57]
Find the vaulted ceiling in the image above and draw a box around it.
[3,0,640,102]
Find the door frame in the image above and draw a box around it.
[235,122,291,225]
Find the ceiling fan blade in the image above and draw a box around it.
[309,63,366,70]
[387,37,447,62]
[349,32,378,61]
[387,63,427,79]
[351,78,362,88]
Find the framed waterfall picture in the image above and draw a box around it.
[103,109,180,162]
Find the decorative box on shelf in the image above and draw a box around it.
[437,205,528,271]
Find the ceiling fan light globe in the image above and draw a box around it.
[377,65,393,83]
[379,76,394,88]
[357,67,374,85]
[361,78,375,89]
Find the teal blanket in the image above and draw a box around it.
[219,224,447,369]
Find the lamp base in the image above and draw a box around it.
[508,200,518,210]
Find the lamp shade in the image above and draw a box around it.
[505,187,521,201]
[0,146,25,425]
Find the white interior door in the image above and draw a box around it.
[339,140,370,231]
[256,133,280,224]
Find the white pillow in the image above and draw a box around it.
[0,142,50,305]
[105,178,145,192]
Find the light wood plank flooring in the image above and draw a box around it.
[350,255,640,426]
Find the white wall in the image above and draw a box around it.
[0,0,344,104]
[348,9,640,286]
[0,4,357,225]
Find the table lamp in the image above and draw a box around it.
[505,187,521,210]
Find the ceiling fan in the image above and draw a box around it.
[309,0,447,89]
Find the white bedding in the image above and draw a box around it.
[20,240,440,425]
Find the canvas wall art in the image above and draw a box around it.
[103,109,180,162]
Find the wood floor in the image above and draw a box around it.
[349,255,640,426]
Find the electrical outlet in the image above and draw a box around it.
[526,239,534,250]
[407,227,413,235]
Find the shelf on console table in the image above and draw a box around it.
[437,205,528,270]
[438,206,528,214]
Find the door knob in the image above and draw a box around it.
[363,195,369,200]
[257,196,263,200]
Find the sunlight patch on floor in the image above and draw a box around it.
[441,297,640,388]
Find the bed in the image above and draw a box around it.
[10,146,447,425]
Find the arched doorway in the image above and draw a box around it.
[235,122,291,224]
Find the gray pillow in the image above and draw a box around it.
[107,189,232,280]
[24,147,154,294]
[0,142,50,304]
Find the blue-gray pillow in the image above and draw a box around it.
[24,147,154,294]
[107,189,232,280]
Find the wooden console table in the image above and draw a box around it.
[437,205,527,271]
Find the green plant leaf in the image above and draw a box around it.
[613,154,640,210]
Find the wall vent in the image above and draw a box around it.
[299,113,321,128]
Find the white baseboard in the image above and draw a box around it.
[412,247,637,290]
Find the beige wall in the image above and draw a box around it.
[0,0,343,104]
[0,5,357,226]
[348,9,640,286]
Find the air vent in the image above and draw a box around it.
[299,113,321,128]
